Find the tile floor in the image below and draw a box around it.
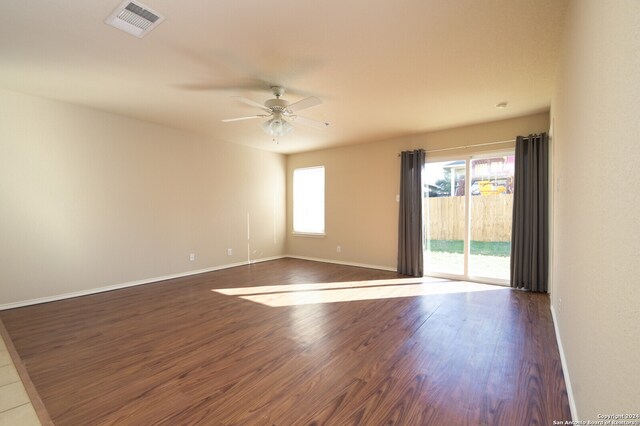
[0,335,40,425]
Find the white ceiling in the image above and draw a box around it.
[0,0,567,154]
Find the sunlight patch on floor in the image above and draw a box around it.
[213,277,445,296]
[212,278,507,307]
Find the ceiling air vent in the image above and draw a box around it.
[105,0,165,38]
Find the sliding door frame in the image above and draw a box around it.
[424,149,514,286]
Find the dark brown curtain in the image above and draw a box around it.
[398,150,425,276]
[511,133,549,292]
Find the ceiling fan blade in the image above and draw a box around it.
[174,81,319,97]
[222,115,267,122]
[174,79,272,92]
[291,115,330,129]
[286,96,322,113]
[232,96,271,112]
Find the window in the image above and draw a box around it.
[293,166,325,235]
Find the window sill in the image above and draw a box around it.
[292,232,326,238]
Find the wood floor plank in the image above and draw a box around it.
[0,259,571,425]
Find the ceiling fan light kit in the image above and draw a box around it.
[222,86,329,142]
[262,113,294,138]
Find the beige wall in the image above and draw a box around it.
[550,0,640,419]
[0,88,286,306]
[286,112,549,269]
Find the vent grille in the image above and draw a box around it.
[105,0,165,38]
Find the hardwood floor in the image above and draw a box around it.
[0,259,571,425]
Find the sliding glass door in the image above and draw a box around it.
[424,160,467,276]
[468,155,514,281]
[424,152,515,284]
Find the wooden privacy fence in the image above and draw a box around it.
[424,195,513,242]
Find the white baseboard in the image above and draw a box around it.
[0,255,285,311]
[286,255,396,272]
[550,304,578,420]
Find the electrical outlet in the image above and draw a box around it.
[227,248,232,256]
[189,253,195,261]
[336,245,341,253]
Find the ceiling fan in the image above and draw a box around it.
[222,86,329,142]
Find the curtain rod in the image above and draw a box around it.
[398,139,516,156]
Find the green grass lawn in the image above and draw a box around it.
[426,240,511,257]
